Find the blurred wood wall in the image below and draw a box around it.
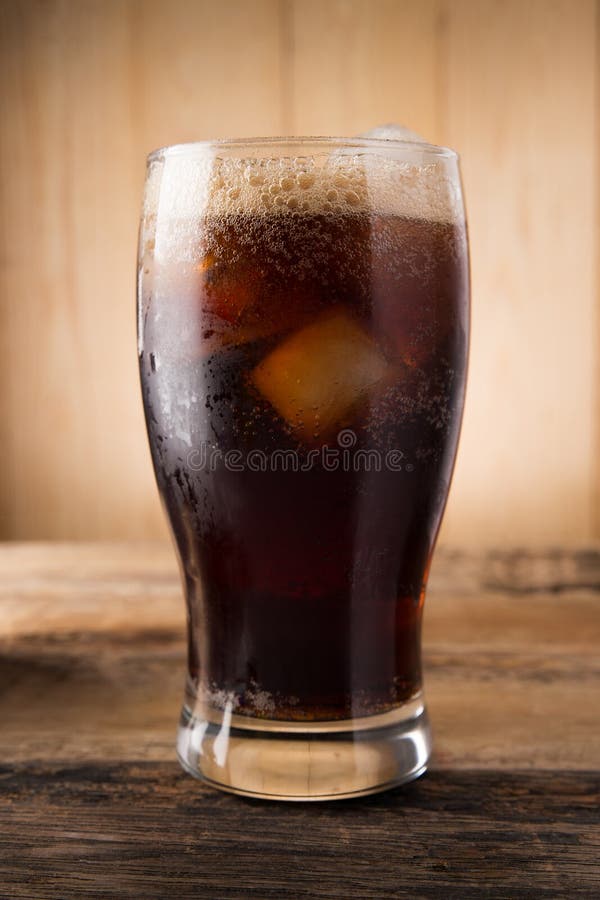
[0,0,598,545]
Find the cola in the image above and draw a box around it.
[139,152,468,724]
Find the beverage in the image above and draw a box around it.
[138,141,469,798]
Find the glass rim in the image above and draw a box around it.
[147,136,458,164]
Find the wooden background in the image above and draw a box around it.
[0,0,598,545]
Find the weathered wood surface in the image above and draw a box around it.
[2,765,599,899]
[0,543,599,897]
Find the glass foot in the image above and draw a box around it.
[176,697,431,801]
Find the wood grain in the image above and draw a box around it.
[0,543,598,895]
[1,764,599,898]
[0,543,598,769]
[0,0,599,545]
[288,0,439,138]
[0,0,283,541]
[436,0,598,546]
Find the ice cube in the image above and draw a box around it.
[198,254,318,354]
[203,255,261,325]
[359,124,427,144]
[250,308,391,443]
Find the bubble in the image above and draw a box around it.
[142,129,459,263]
[297,172,315,190]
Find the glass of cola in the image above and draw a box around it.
[138,136,469,800]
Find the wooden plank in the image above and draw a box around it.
[0,763,598,898]
[133,0,285,150]
[0,0,283,541]
[288,0,439,138]
[0,544,598,769]
[1,626,597,769]
[436,0,598,547]
[3,542,600,647]
[0,542,181,638]
[595,0,600,537]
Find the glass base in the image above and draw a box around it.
[176,695,431,801]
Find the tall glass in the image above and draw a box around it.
[138,138,469,800]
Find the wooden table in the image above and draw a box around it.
[1,543,598,898]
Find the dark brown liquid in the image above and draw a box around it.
[139,210,468,720]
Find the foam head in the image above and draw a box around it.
[142,139,462,263]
